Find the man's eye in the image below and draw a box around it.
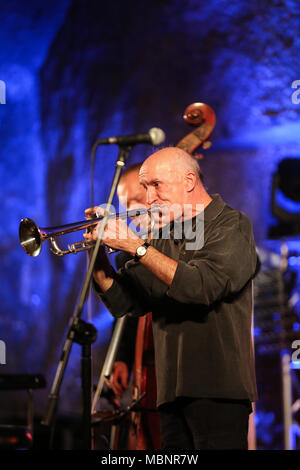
[154,182,160,187]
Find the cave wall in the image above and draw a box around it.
[1,0,300,448]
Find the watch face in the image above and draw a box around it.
[137,245,147,257]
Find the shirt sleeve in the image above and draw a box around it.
[166,211,258,306]
[94,268,151,318]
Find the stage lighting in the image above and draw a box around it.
[269,158,300,237]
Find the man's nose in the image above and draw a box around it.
[146,187,157,206]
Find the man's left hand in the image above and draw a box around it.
[84,206,142,255]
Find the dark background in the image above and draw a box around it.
[0,0,300,449]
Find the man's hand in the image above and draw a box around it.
[84,206,143,256]
[105,361,129,408]
[83,206,116,292]
[84,205,177,289]
[84,206,101,242]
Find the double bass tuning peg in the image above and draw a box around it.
[193,140,212,159]
[202,140,212,150]
[193,153,203,160]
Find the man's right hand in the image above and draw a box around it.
[84,206,115,292]
[105,361,129,407]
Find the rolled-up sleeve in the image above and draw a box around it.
[166,212,257,306]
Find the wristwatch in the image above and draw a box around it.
[134,241,150,262]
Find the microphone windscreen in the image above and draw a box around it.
[148,128,166,146]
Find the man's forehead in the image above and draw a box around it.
[139,163,182,182]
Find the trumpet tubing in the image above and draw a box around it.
[19,208,151,257]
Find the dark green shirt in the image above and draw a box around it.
[96,194,258,407]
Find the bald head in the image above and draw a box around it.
[138,147,210,215]
[141,147,202,184]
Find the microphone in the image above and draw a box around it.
[98,128,166,146]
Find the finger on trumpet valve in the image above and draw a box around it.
[95,207,105,218]
[85,206,100,220]
[83,225,95,240]
[95,204,115,218]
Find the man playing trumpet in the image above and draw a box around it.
[85,147,258,450]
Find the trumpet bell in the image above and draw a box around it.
[19,218,42,257]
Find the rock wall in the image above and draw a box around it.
[1,0,300,448]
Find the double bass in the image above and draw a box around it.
[124,102,216,450]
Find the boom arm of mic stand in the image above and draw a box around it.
[41,145,132,448]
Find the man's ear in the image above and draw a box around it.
[184,171,197,192]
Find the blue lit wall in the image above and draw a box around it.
[0,0,72,416]
[1,0,300,448]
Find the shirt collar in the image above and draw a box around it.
[204,193,226,223]
[153,194,225,243]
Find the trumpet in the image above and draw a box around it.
[19,208,152,257]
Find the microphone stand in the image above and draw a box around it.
[91,316,127,414]
[41,145,132,450]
